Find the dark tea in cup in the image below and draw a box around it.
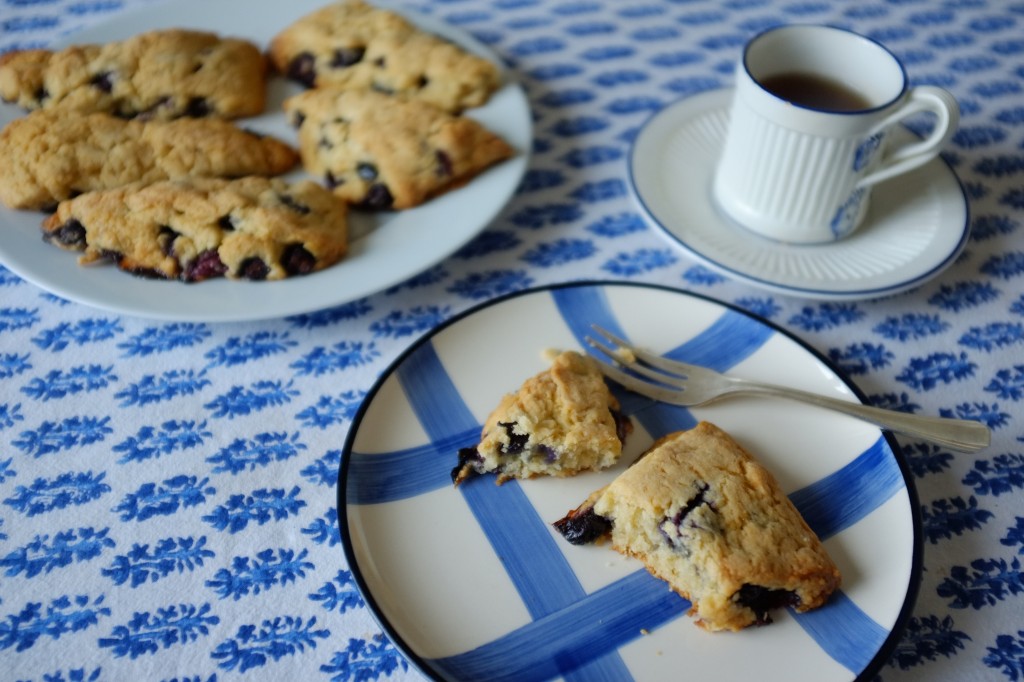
[712,24,960,243]
[758,72,872,112]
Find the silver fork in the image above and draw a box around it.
[586,325,991,453]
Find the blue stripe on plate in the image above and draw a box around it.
[550,286,772,370]
[793,590,890,673]
[778,437,896,666]
[346,341,483,503]
[430,569,685,682]
[551,288,773,439]
[459,477,588,617]
[430,570,886,680]
[398,341,481,436]
[397,338,633,680]
[628,405,698,438]
[790,436,903,541]
[346,425,480,504]
[552,285,628,344]
[662,308,774,371]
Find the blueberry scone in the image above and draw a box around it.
[283,87,514,210]
[41,177,348,282]
[269,0,500,112]
[553,421,841,632]
[453,351,633,486]
[0,110,298,210]
[0,29,267,120]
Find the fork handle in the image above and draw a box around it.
[730,381,991,452]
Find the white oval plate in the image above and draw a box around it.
[0,0,531,322]
[630,88,969,301]
[339,281,922,682]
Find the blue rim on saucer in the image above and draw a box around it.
[628,88,970,301]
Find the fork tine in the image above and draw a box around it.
[589,325,692,378]
[585,335,688,389]
[586,354,692,406]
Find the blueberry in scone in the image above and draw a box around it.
[269,0,500,113]
[0,110,298,210]
[283,87,514,210]
[453,350,633,485]
[553,421,841,632]
[269,0,411,89]
[0,29,267,120]
[41,177,348,282]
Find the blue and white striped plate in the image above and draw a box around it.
[339,281,921,682]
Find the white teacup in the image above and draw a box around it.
[712,24,960,244]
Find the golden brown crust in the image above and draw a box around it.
[283,87,513,210]
[269,0,500,112]
[0,29,267,119]
[268,0,411,74]
[41,177,348,282]
[561,421,841,632]
[0,110,298,210]
[454,350,631,485]
[0,49,50,106]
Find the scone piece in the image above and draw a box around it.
[0,110,298,210]
[41,177,348,282]
[453,350,633,485]
[0,29,267,119]
[269,0,500,112]
[283,87,514,210]
[553,422,841,632]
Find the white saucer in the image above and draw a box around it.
[629,88,970,300]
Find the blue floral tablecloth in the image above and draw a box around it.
[2,0,1024,680]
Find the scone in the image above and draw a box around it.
[553,421,841,632]
[269,0,500,112]
[0,110,298,210]
[283,87,514,210]
[453,350,633,485]
[41,177,348,282]
[0,29,267,119]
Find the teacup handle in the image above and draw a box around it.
[855,86,960,189]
